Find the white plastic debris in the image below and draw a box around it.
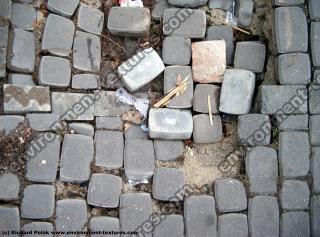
[226,1,237,26]
[119,0,144,7]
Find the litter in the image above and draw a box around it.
[119,0,144,7]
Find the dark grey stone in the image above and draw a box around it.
[168,0,208,7]
[162,37,191,65]
[193,114,223,144]
[0,0,11,18]
[311,21,320,67]
[125,124,149,140]
[235,0,254,28]
[26,113,60,132]
[280,212,310,237]
[238,114,271,146]
[164,66,193,108]
[152,2,170,21]
[280,180,310,210]
[72,74,99,89]
[154,140,184,161]
[10,3,36,30]
[69,123,94,137]
[90,217,120,237]
[218,214,248,237]
[193,84,220,114]
[152,168,186,201]
[273,0,304,6]
[96,116,123,131]
[47,0,79,17]
[209,0,233,10]
[184,196,217,237]
[22,222,53,237]
[246,146,278,194]
[0,172,20,201]
[310,115,320,146]
[248,196,279,237]
[21,184,55,219]
[279,131,310,177]
[153,214,184,237]
[60,134,94,183]
[0,206,20,237]
[312,147,320,193]
[94,130,123,170]
[311,195,320,237]
[274,6,308,53]
[214,178,247,213]
[26,133,60,182]
[8,74,35,86]
[0,115,24,135]
[309,0,320,20]
[276,114,309,131]
[234,41,266,73]
[77,4,104,35]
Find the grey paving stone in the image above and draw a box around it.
[39,56,71,88]
[277,53,311,85]
[72,74,99,89]
[206,26,234,65]
[0,115,24,135]
[193,114,223,144]
[8,73,35,86]
[90,217,120,237]
[153,214,184,237]
[0,0,11,18]
[26,113,60,132]
[279,131,310,177]
[312,147,320,193]
[311,195,320,237]
[164,66,193,108]
[0,172,20,201]
[87,174,122,208]
[3,85,51,113]
[235,0,254,28]
[152,2,170,21]
[125,124,149,140]
[274,6,308,54]
[96,116,123,131]
[108,7,151,37]
[248,196,279,237]
[26,133,60,182]
[310,115,320,146]
[0,206,20,236]
[214,178,247,213]
[21,184,55,219]
[60,134,94,183]
[184,196,217,237]
[162,36,191,65]
[209,0,233,10]
[0,20,9,48]
[246,146,278,194]
[69,123,94,137]
[276,114,309,131]
[77,4,104,35]
[218,214,248,237]
[10,3,36,30]
[7,28,35,73]
[219,69,255,115]
[55,199,88,236]
[163,8,206,38]
[238,114,271,146]
[259,85,308,114]
[52,92,94,120]
[309,0,320,20]
[22,222,54,237]
[310,82,320,114]
[41,14,75,57]
[311,21,320,67]
[234,41,266,73]
[152,168,185,201]
[95,130,124,170]
[280,180,310,210]
[168,0,207,7]
[193,84,220,114]
[120,193,152,237]
[154,140,184,161]
[273,0,304,6]
[73,31,101,72]
[94,91,131,117]
[280,212,310,237]
[124,139,155,182]
[47,0,79,17]
[149,108,193,140]
[0,47,6,78]
[118,48,165,92]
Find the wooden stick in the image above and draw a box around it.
[208,95,213,126]
[224,22,251,35]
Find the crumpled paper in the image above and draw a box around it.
[119,0,144,7]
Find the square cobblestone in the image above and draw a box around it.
[77,4,104,35]
[154,140,184,161]
[22,222,53,237]
[26,113,60,132]
[69,123,94,137]
[209,0,233,9]
[193,84,220,114]
[280,180,310,210]
[276,114,309,131]
[311,21,320,67]
[311,195,320,236]
[90,217,120,237]
[310,115,320,146]
[153,214,184,237]
[72,74,99,89]
[309,0,320,20]
[0,172,20,201]
[124,124,149,140]
[0,206,20,236]
[218,213,248,237]
[235,0,254,28]
[312,147,320,193]
[280,212,310,237]
[0,0,11,18]
[162,36,191,65]
[96,116,123,131]
[273,0,304,6]
[47,0,79,17]
[193,114,223,144]
[10,3,36,30]
[0,115,25,135]
[8,73,35,86]
[309,83,320,114]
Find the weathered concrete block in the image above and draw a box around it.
[154,215,184,237]
[193,84,220,114]
[0,172,20,201]
[21,184,55,219]
[168,0,208,7]
[3,85,51,113]
[8,73,34,86]
[0,115,24,135]
[96,116,123,131]
[246,146,278,194]
[192,41,226,83]
[209,0,233,9]
[60,134,94,183]
[248,196,279,237]
[90,217,120,237]
[281,212,310,237]
[276,114,309,131]
[152,168,186,201]
[311,21,320,67]
[94,91,131,116]
[22,222,54,237]
[73,31,101,72]
[118,48,164,92]
[69,123,94,137]
[41,14,75,57]
[7,28,35,73]
[0,206,20,236]
[184,196,217,237]
[311,195,320,236]
[309,0,320,20]
[164,66,193,108]
[312,147,320,193]
[47,0,79,17]
[280,180,310,210]
[274,7,308,53]
[149,108,193,140]
[26,113,60,131]
[219,69,255,115]
[125,124,149,140]
[279,131,310,177]
[10,3,36,30]
[152,2,170,21]
[72,74,99,89]
[218,214,248,237]
[310,115,320,146]
[77,4,104,35]
[163,8,206,38]
[235,0,254,28]
[154,140,184,161]
[259,85,308,114]
[162,36,191,65]
[193,114,223,144]
[108,7,151,37]
[234,41,266,73]
[238,114,271,146]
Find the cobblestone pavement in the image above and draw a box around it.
[0,0,319,236]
